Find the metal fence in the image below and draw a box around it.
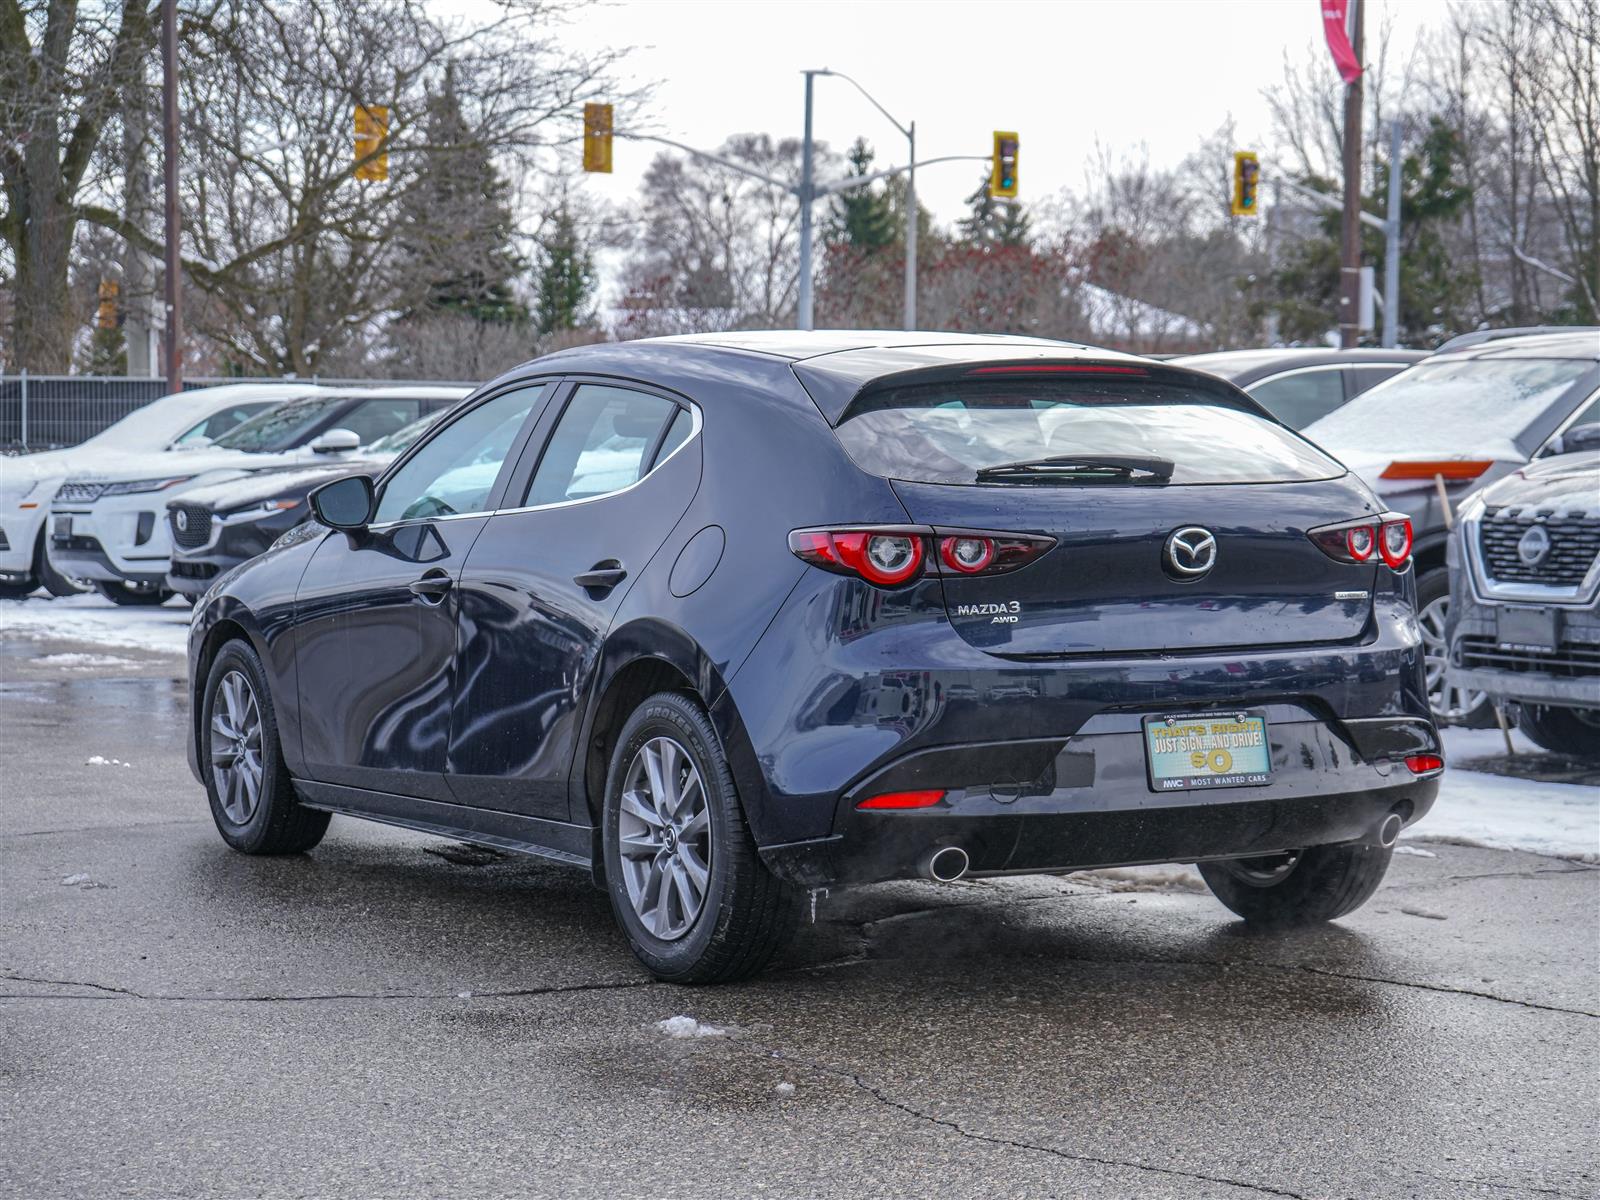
[0,373,477,452]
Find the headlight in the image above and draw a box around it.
[100,476,195,496]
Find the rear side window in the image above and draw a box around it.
[335,397,423,444]
[525,385,682,505]
[834,376,1342,485]
[1247,368,1347,429]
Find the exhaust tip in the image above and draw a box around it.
[1377,812,1403,849]
[924,845,970,883]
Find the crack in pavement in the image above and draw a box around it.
[3,818,209,839]
[0,972,659,1004]
[1410,1168,1592,1198]
[749,1043,1309,1198]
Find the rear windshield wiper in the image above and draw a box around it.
[974,454,1175,483]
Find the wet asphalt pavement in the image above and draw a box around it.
[2,635,1597,1200]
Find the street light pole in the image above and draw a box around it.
[797,71,819,331]
[904,121,916,329]
[1382,118,1402,349]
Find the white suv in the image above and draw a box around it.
[46,387,468,604]
[0,383,326,599]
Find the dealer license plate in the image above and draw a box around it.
[1142,711,1272,792]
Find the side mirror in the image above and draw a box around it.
[1559,422,1600,455]
[309,428,362,455]
[309,474,375,530]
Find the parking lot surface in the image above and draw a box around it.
[2,626,1596,1199]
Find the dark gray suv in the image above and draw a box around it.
[1446,441,1600,757]
[1303,330,1600,725]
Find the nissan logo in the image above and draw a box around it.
[1516,524,1551,566]
[174,509,189,533]
[1164,526,1217,580]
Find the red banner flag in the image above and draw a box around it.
[1321,0,1362,84]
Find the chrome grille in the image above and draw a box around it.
[1478,510,1600,586]
[56,481,107,503]
[168,503,214,549]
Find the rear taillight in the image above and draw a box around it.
[1308,513,1413,571]
[1404,753,1444,775]
[790,527,1053,587]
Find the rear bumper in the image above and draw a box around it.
[757,714,1440,887]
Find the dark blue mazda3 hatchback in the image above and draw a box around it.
[187,332,1442,982]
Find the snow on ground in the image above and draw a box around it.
[0,593,188,656]
[656,1016,728,1039]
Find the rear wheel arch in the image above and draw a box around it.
[583,653,699,827]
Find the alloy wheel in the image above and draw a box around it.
[210,669,264,824]
[617,736,712,942]
[1417,593,1488,723]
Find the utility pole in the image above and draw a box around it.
[161,0,183,390]
[1382,119,1402,348]
[1338,0,1364,349]
[797,71,819,331]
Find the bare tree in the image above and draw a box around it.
[0,0,157,371]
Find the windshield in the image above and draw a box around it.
[1305,357,1593,454]
[213,396,347,452]
[172,401,277,445]
[834,377,1342,486]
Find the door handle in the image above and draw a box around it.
[408,570,454,602]
[573,561,627,591]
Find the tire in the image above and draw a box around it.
[1416,568,1494,728]
[1517,704,1600,760]
[1199,842,1394,927]
[201,640,330,855]
[35,533,84,597]
[601,690,797,984]
[95,580,173,606]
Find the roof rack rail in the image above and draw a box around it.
[1435,325,1600,353]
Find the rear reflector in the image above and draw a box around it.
[856,789,946,810]
[1379,460,1494,481]
[1404,754,1444,775]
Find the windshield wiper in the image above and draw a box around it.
[975,454,1175,483]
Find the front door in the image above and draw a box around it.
[293,384,548,799]
[447,382,701,818]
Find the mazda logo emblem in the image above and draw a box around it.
[1164,526,1217,579]
[174,510,188,533]
[1516,524,1551,566]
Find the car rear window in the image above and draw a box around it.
[834,376,1343,485]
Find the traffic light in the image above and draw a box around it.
[1231,151,1260,216]
[354,105,389,181]
[96,279,119,330]
[583,102,613,174]
[990,131,1018,199]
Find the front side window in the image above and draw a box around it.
[525,385,683,506]
[372,386,545,524]
[1247,369,1347,430]
[332,398,424,444]
[834,375,1342,486]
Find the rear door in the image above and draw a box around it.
[293,384,548,798]
[831,365,1380,658]
[447,381,701,819]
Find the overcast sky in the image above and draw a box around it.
[559,0,1453,229]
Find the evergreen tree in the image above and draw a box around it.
[828,138,896,252]
[399,64,527,325]
[533,201,597,335]
[958,172,1032,248]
